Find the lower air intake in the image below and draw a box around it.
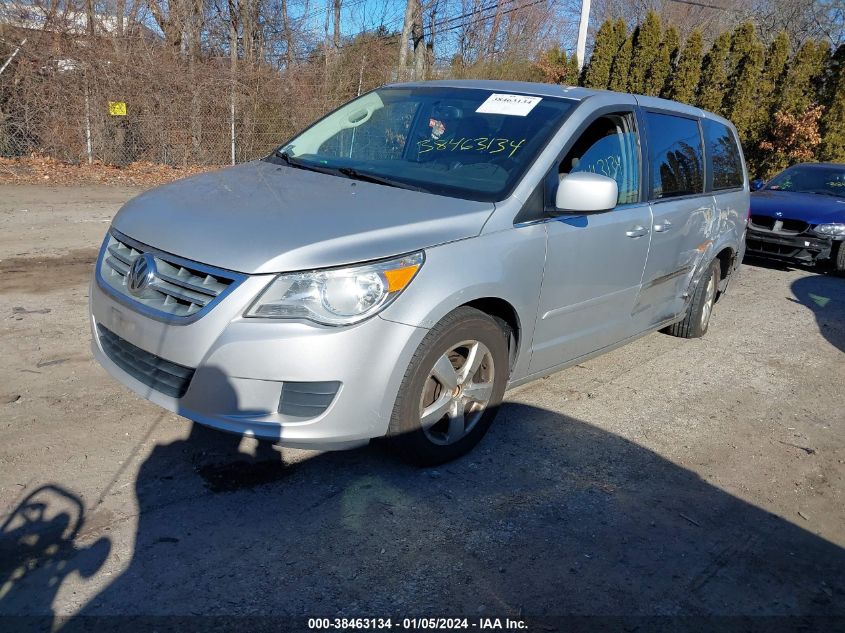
[97,325,195,398]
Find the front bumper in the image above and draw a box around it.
[745,227,836,265]
[90,276,427,448]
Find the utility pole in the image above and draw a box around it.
[575,0,590,71]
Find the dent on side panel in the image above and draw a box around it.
[683,199,722,292]
[682,191,746,300]
[378,225,548,382]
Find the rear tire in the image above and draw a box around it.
[665,259,720,339]
[387,307,509,466]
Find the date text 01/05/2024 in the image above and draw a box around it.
[307,617,529,630]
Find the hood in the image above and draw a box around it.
[750,190,845,225]
[112,160,495,274]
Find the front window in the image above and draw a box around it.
[765,165,845,198]
[557,112,641,205]
[277,87,576,202]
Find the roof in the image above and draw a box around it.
[385,79,736,129]
[388,79,600,101]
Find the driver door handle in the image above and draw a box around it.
[654,220,673,232]
[626,226,650,238]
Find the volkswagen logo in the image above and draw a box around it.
[127,253,156,295]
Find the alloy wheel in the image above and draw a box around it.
[701,270,717,330]
[419,340,495,446]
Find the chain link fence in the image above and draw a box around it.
[2,110,305,166]
[0,30,399,167]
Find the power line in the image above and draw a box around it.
[425,0,551,39]
[427,0,540,34]
[666,0,731,10]
[233,0,556,63]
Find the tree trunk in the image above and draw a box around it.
[116,0,125,35]
[398,0,415,80]
[281,0,294,67]
[333,0,341,48]
[86,0,95,36]
[426,2,437,76]
[412,0,425,80]
[485,0,502,61]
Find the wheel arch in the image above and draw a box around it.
[714,246,737,296]
[715,246,735,280]
[461,297,522,372]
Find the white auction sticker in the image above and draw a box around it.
[476,93,542,116]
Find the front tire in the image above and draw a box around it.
[387,307,509,466]
[665,259,720,339]
[833,242,845,277]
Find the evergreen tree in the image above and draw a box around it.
[583,19,617,89]
[647,25,679,97]
[608,27,633,92]
[722,23,764,141]
[628,11,662,94]
[667,30,703,104]
[744,31,790,173]
[776,39,830,116]
[754,32,791,130]
[819,44,845,161]
[696,31,731,112]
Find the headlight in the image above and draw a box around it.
[815,223,845,236]
[245,252,424,325]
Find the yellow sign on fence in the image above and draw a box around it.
[108,101,127,116]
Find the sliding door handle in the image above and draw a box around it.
[654,220,673,232]
[626,226,650,238]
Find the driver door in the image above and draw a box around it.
[529,110,652,374]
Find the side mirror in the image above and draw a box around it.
[554,172,618,214]
[750,179,766,192]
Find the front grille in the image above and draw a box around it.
[98,231,243,320]
[749,215,810,234]
[750,215,776,230]
[97,325,195,398]
[781,219,810,233]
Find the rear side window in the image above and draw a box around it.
[644,112,704,199]
[702,119,744,191]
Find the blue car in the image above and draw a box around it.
[747,162,845,273]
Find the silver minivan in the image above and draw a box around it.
[90,80,748,464]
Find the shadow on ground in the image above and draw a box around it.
[789,274,845,353]
[1,399,844,630]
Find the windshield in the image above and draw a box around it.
[276,87,576,202]
[765,165,845,198]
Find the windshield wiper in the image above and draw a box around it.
[336,167,427,193]
[276,153,425,192]
[275,151,338,176]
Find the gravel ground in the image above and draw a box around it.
[0,185,843,627]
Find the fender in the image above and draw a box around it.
[379,224,547,382]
